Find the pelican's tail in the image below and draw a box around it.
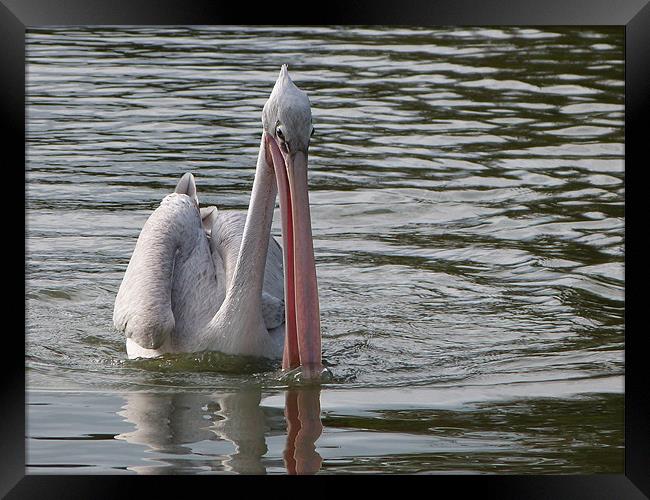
[175,172,199,206]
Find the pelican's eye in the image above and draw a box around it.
[276,125,289,153]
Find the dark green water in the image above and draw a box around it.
[26,26,624,474]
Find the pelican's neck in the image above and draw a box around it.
[226,135,277,308]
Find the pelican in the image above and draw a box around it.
[113,65,321,374]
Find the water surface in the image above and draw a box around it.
[26,26,624,474]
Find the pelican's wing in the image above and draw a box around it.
[114,192,198,350]
[209,210,285,331]
[114,173,221,353]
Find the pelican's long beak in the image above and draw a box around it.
[265,133,321,376]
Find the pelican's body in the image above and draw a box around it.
[114,66,322,372]
[115,189,285,360]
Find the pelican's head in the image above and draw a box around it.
[262,66,321,377]
[262,64,314,155]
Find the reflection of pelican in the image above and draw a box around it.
[211,390,268,474]
[113,65,322,375]
[116,392,226,474]
[284,388,323,475]
[116,388,323,474]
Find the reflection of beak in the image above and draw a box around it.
[284,388,323,474]
[265,133,322,375]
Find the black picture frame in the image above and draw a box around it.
[4,0,647,497]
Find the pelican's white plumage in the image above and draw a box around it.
[114,174,286,359]
[114,65,322,369]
